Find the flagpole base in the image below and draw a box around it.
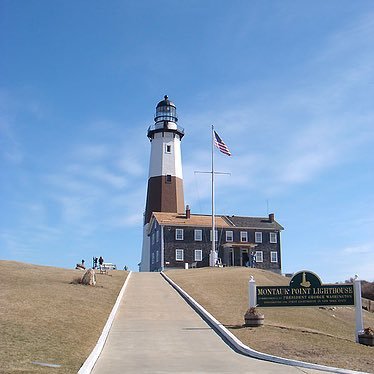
[209,250,218,267]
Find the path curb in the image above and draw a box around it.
[78,271,132,374]
[161,272,368,374]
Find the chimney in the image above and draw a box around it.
[186,205,191,219]
[269,213,274,223]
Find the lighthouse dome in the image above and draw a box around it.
[155,95,178,123]
[156,95,176,109]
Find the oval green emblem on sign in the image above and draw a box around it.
[289,271,322,288]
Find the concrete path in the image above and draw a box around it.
[91,273,328,373]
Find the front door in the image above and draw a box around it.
[241,248,249,267]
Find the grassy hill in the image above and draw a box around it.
[0,261,128,374]
[167,267,374,373]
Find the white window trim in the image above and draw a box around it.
[194,229,202,241]
[271,251,278,263]
[165,144,172,153]
[210,229,218,242]
[175,228,184,241]
[255,231,263,243]
[151,252,155,264]
[194,249,203,261]
[255,251,263,263]
[240,231,248,242]
[226,230,233,242]
[175,249,184,261]
[156,250,159,263]
[270,232,277,244]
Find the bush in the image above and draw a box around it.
[345,279,374,301]
[362,281,374,301]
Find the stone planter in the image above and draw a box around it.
[358,334,374,346]
[244,308,264,327]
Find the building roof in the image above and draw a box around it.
[151,212,284,230]
[223,215,284,230]
[152,212,231,228]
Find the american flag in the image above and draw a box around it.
[214,131,231,156]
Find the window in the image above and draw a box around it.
[165,144,171,153]
[156,230,159,243]
[210,229,218,242]
[270,232,277,244]
[255,251,263,263]
[156,250,159,263]
[175,228,184,240]
[175,249,184,261]
[226,231,233,242]
[240,231,248,242]
[271,251,278,263]
[151,233,155,245]
[151,252,155,264]
[194,229,202,241]
[166,174,172,183]
[194,250,203,261]
[255,232,262,243]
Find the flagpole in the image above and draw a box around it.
[211,124,216,266]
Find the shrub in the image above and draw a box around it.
[361,281,374,301]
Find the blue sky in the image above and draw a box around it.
[1,1,373,282]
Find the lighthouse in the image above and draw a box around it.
[140,96,185,271]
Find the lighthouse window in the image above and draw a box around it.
[175,249,184,261]
[270,232,277,243]
[165,145,171,153]
[194,229,202,241]
[255,251,263,263]
[225,231,233,242]
[210,230,218,242]
[175,229,184,240]
[194,250,203,262]
[240,231,248,242]
[255,232,262,243]
[166,175,172,183]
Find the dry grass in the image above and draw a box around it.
[0,260,128,374]
[167,267,374,373]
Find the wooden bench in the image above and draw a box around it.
[99,263,117,274]
[99,265,111,274]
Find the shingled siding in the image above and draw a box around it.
[163,226,214,268]
[161,226,282,272]
[149,228,162,272]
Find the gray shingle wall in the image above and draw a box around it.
[150,225,282,273]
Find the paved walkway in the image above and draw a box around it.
[92,273,329,373]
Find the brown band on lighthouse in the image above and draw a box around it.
[144,175,185,224]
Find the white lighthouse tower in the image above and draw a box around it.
[140,96,185,271]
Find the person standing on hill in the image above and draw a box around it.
[99,256,104,269]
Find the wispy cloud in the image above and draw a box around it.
[0,116,23,164]
[343,244,373,255]
[181,12,374,202]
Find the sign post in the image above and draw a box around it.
[248,276,256,308]
[354,276,364,342]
